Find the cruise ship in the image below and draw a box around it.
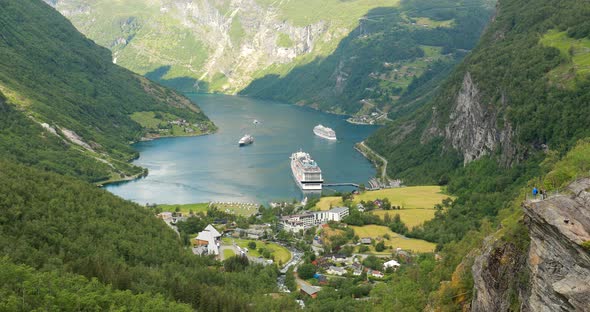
[313,124,337,140]
[238,134,254,146]
[290,151,323,191]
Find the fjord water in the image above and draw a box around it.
[105,94,377,204]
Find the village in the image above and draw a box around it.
[152,185,452,303]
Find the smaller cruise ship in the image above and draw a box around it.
[238,134,254,146]
[313,124,337,140]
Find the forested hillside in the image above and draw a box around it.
[363,0,590,309]
[0,159,296,311]
[0,0,214,183]
[242,0,493,115]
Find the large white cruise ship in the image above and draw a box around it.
[313,124,337,140]
[290,151,323,191]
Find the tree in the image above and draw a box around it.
[224,255,249,272]
[298,263,316,280]
[375,241,386,252]
[285,267,297,291]
[248,241,257,250]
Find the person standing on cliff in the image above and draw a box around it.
[532,187,538,199]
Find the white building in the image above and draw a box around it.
[327,266,346,276]
[280,207,349,232]
[195,224,222,255]
[383,259,401,270]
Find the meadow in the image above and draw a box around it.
[158,202,257,217]
[351,225,436,253]
[222,238,292,265]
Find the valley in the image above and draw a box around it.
[1,0,590,311]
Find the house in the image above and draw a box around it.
[356,204,365,212]
[327,266,346,276]
[383,259,401,271]
[299,282,320,299]
[331,254,348,263]
[313,274,328,285]
[360,237,372,245]
[353,269,363,276]
[194,224,222,256]
[157,212,173,222]
[368,269,384,278]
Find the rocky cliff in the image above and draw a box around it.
[471,179,590,311]
[523,179,590,311]
[44,0,393,94]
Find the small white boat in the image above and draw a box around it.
[239,134,254,146]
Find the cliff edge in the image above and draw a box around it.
[523,179,590,311]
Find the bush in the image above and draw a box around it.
[298,263,316,280]
[248,241,257,250]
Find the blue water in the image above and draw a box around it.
[105,94,378,204]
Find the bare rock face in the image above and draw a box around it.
[43,0,340,93]
[471,237,529,312]
[523,179,590,311]
[444,72,514,164]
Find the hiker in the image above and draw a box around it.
[532,187,538,199]
[541,189,547,200]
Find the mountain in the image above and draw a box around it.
[242,0,494,115]
[44,0,400,95]
[367,0,590,184]
[0,0,214,183]
[362,0,590,309]
[43,0,495,115]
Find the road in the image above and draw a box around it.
[359,141,389,181]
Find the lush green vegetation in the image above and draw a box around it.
[0,257,192,311]
[363,0,590,309]
[0,0,212,182]
[222,238,292,265]
[242,0,492,114]
[0,159,296,311]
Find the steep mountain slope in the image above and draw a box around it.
[242,0,493,115]
[362,0,590,310]
[0,0,214,183]
[45,0,399,94]
[367,0,590,184]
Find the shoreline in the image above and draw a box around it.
[354,141,389,182]
[97,128,216,187]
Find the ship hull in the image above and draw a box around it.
[290,153,323,191]
[313,129,337,140]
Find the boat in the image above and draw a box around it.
[238,134,254,146]
[290,151,323,191]
[253,119,260,125]
[313,124,337,140]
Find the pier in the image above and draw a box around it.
[324,183,360,188]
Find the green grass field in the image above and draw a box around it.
[317,186,451,210]
[158,203,209,215]
[223,249,236,259]
[540,30,590,86]
[370,209,436,229]
[222,238,291,264]
[351,225,435,253]
[158,202,257,217]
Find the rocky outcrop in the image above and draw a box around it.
[444,72,515,165]
[471,237,529,312]
[523,179,590,311]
